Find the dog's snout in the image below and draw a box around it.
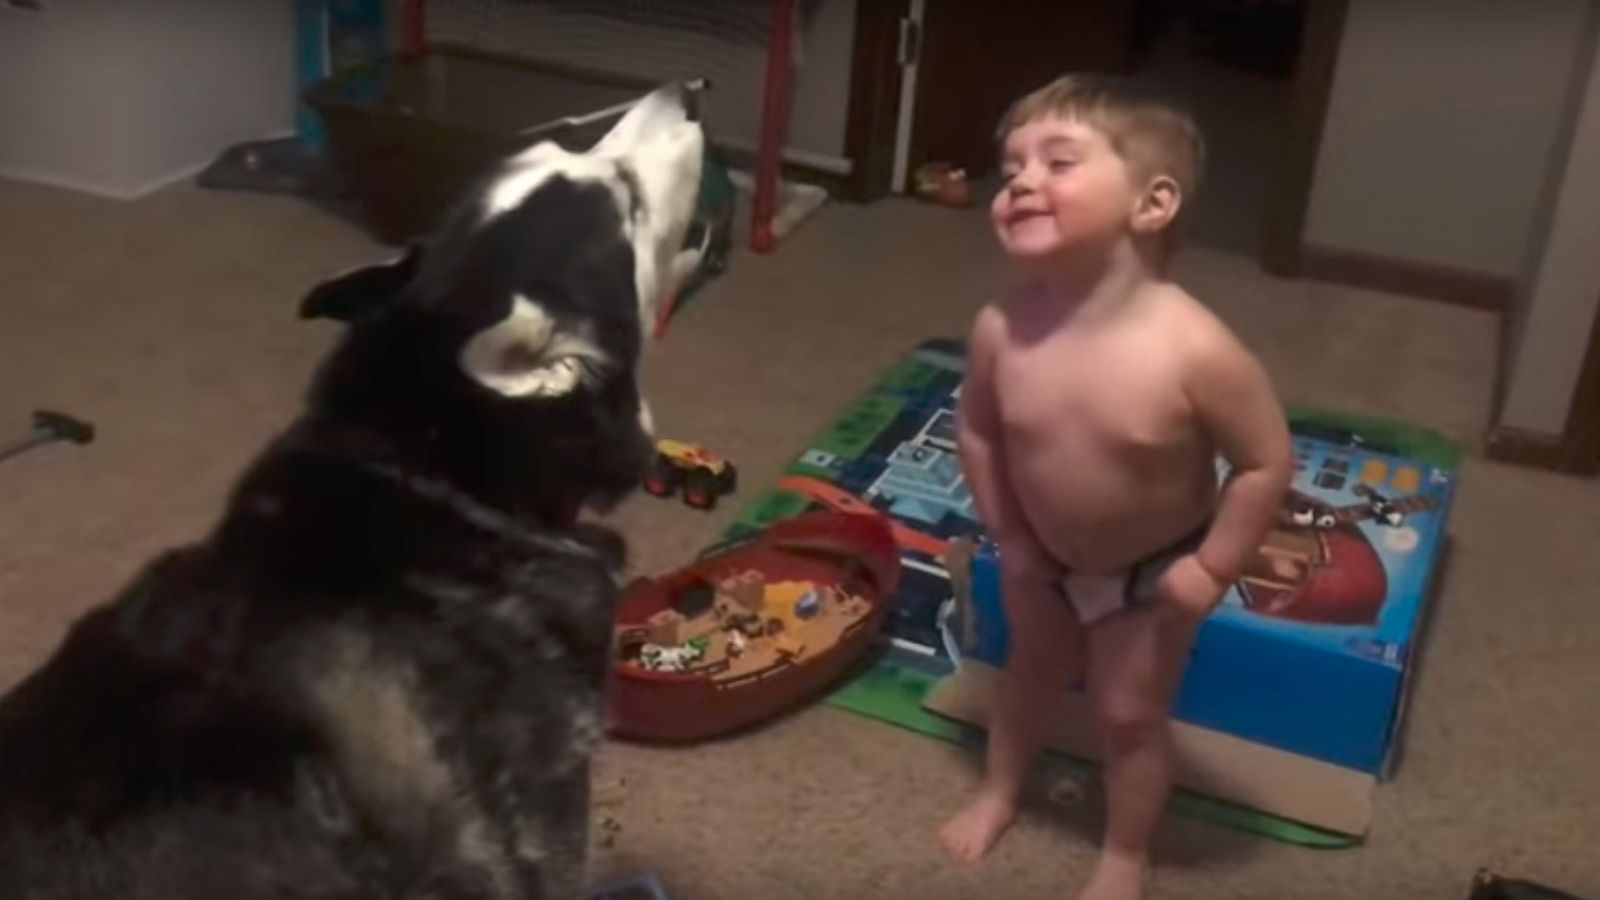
[681,78,709,123]
[650,80,707,123]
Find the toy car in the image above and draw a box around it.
[644,440,737,510]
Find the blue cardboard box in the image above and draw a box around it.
[967,429,1457,775]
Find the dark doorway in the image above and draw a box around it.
[906,0,1139,180]
[893,0,1343,268]
[1130,0,1309,257]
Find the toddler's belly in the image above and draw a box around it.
[1008,442,1216,574]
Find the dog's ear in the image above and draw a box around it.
[458,295,613,399]
[299,246,423,322]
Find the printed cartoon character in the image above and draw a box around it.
[1354,484,1406,528]
[1241,488,1437,625]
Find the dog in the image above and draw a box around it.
[0,82,705,900]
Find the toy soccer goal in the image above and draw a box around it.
[398,0,825,253]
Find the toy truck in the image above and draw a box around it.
[644,440,738,510]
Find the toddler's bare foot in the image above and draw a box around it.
[937,788,1017,864]
[1076,852,1150,900]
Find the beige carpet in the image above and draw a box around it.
[2,177,1597,900]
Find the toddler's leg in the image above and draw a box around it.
[1079,608,1198,900]
[939,572,1084,864]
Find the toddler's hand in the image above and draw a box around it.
[1157,553,1230,621]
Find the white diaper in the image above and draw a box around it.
[1056,525,1206,626]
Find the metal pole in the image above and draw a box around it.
[750,0,798,254]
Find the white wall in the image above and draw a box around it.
[114,1,297,195]
[1303,0,1590,277]
[0,0,294,199]
[1500,30,1600,436]
[0,3,132,193]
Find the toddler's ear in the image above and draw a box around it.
[1132,176,1182,235]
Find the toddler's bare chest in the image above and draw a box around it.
[991,337,1195,453]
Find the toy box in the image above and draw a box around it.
[966,425,1458,775]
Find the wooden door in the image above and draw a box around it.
[907,0,1140,178]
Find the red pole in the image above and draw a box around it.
[400,0,426,57]
[750,0,797,254]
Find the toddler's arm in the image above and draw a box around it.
[1186,329,1293,589]
[959,307,1052,577]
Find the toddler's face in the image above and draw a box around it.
[992,116,1141,263]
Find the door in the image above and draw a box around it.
[906,0,1140,180]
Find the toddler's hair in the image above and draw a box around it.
[997,73,1205,219]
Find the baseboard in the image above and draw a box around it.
[0,129,297,202]
[119,159,216,200]
[0,160,212,202]
[1299,244,1513,312]
[709,139,853,201]
[1484,425,1598,475]
[0,162,133,201]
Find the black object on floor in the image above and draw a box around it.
[197,137,335,196]
[1471,869,1591,900]
[0,410,95,467]
[195,136,373,238]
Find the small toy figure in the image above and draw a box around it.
[643,439,738,510]
[720,570,765,612]
[912,161,973,208]
[638,642,705,672]
[1354,484,1405,527]
[646,609,684,646]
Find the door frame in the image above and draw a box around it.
[889,0,927,193]
[841,0,912,201]
[1487,304,1600,475]
[1261,0,1350,275]
[1571,314,1600,472]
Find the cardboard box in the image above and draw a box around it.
[922,661,1378,835]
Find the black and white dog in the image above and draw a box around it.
[0,83,704,900]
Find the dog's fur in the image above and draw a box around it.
[0,85,704,900]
